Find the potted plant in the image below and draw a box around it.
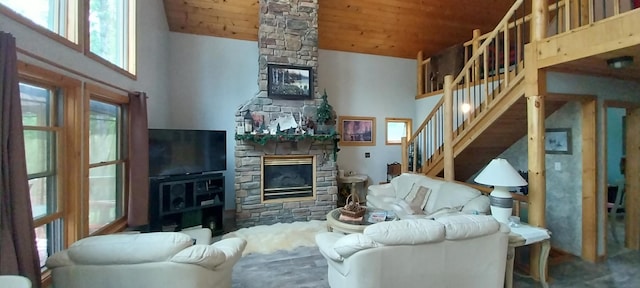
[316,89,336,134]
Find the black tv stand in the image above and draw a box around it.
[149,173,225,235]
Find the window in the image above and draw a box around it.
[1,0,137,76]
[86,85,128,234]
[20,81,64,268]
[18,63,131,274]
[0,0,78,44]
[88,0,136,75]
[385,118,412,145]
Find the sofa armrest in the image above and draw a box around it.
[45,250,74,268]
[170,245,226,270]
[315,232,345,262]
[367,183,396,198]
[211,238,247,261]
[180,227,212,245]
[461,195,490,215]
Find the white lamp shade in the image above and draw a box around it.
[474,158,527,187]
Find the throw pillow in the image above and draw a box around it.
[404,184,431,214]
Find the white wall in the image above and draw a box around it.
[167,32,259,210]
[318,50,417,184]
[0,0,171,127]
[166,37,417,207]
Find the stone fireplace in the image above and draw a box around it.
[234,0,337,228]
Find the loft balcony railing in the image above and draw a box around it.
[407,0,639,175]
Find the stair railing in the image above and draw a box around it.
[405,0,527,175]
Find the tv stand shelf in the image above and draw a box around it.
[149,173,225,235]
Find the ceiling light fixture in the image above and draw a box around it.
[606,56,634,69]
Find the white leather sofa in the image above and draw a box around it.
[367,173,490,219]
[45,229,246,288]
[316,214,510,288]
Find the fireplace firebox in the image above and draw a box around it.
[262,155,315,202]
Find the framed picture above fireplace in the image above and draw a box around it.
[267,64,313,99]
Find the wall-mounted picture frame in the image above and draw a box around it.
[338,116,376,146]
[267,64,313,99]
[545,128,572,154]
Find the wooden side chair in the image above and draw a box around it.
[608,179,626,243]
[386,162,402,182]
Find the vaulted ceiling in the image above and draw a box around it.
[162,0,514,59]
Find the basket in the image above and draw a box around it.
[340,194,366,218]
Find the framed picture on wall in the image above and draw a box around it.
[338,116,376,146]
[267,64,313,99]
[545,128,572,154]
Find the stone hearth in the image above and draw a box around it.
[234,0,337,228]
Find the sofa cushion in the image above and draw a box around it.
[170,244,226,269]
[333,233,378,257]
[364,219,445,245]
[66,232,193,265]
[404,184,431,214]
[435,214,500,240]
[424,181,481,215]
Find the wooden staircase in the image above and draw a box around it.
[404,0,531,180]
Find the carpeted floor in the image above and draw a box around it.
[228,221,640,288]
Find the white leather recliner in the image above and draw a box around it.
[46,229,246,288]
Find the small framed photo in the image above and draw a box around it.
[545,128,572,154]
[267,64,313,99]
[338,116,376,146]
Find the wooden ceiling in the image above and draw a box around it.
[163,0,514,59]
[549,45,640,83]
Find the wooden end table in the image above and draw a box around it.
[506,223,551,288]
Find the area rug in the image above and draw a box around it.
[222,220,327,255]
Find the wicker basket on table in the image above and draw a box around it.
[340,194,366,218]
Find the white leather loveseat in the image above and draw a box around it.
[367,173,490,219]
[316,214,510,288]
[45,230,246,288]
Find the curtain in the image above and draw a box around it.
[0,32,41,287]
[127,92,149,227]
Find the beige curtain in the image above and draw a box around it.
[127,92,149,227]
[0,31,41,287]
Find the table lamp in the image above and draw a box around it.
[474,158,527,224]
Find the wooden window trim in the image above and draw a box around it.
[84,84,130,236]
[385,117,413,145]
[83,0,137,79]
[0,2,81,51]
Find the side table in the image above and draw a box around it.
[507,223,551,288]
[338,174,368,205]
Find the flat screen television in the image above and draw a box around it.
[148,129,226,177]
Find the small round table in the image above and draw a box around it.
[325,207,396,234]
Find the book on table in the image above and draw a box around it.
[368,211,387,223]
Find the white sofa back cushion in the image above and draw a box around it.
[364,219,445,245]
[424,181,482,214]
[435,214,501,240]
[65,232,193,265]
[391,173,445,199]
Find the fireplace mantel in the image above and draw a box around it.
[235,132,338,146]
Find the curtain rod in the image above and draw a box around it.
[17,47,133,95]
